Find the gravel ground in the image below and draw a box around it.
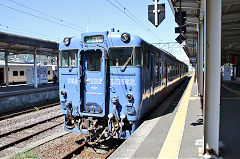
[0,105,61,134]
[0,123,64,158]
[77,146,108,159]
[0,104,122,159]
[0,117,63,146]
[32,133,117,159]
[32,132,83,159]
[0,105,63,158]
[75,139,123,159]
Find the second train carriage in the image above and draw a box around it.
[0,61,56,85]
[59,30,188,142]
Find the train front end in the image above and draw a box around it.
[59,31,142,142]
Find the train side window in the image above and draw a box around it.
[13,71,18,76]
[155,59,159,82]
[150,55,154,79]
[20,71,24,76]
[147,49,150,69]
[159,62,162,80]
[86,50,102,72]
[48,71,50,75]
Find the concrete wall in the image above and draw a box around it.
[0,90,59,113]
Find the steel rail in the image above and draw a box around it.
[0,122,63,151]
[60,142,86,159]
[0,114,63,138]
[102,148,115,159]
[0,102,60,120]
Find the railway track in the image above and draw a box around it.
[0,102,60,121]
[0,114,63,138]
[0,115,63,152]
[60,142,86,159]
[59,138,121,159]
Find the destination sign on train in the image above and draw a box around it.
[84,35,104,43]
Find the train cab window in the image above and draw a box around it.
[86,50,102,72]
[13,71,18,76]
[108,47,142,67]
[60,50,78,67]
[20,71,24,76]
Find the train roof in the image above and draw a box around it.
[59,30,187,66]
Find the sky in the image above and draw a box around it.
[0,0,189,64]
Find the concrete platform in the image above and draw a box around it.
[110,76,240,159]
[0,83,59,113]
[220,81,240,159]
[110,76,204,159]
[0,83,58,97]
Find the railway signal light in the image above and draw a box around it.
[175,11,186,26]
[175,10,187,44]
[175,26,186,34]
[175,34,186,44]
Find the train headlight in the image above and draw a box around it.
[63,37,71,46]
[121,33,130,42]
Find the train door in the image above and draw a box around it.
[80,48,106,117]
[0,68,4,85]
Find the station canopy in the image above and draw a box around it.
[0,32,59,56]
[168,0,240,64]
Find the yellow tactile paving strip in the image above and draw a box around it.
[158,75,194,159]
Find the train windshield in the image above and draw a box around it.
[60,50,78,67]
[86,49,102,72]
[108,47,142,67]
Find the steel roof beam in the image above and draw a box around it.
[175,2,200,8]
[222,0,240,6]
[222,13,240,22]
[0,32,58,57]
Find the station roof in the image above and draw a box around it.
[168,0,240,64]
[0,32,59,56]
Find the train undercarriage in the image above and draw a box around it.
[64,114,133,145]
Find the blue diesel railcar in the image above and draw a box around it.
[59,30,188,143]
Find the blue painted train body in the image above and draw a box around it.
[59,30,188,141]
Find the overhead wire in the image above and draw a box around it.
[8,0,86,31]
[2,0,168,44]
[106,0,165,42]
[0,24,60,41]
[0,3,85,32]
